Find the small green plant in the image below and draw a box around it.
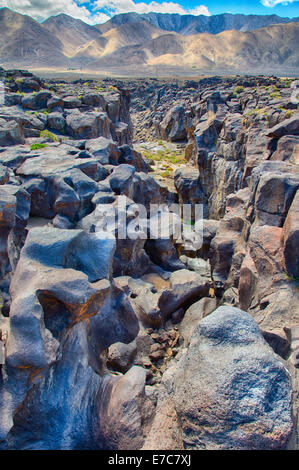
[143,148,185,165]
[15,78,23,84]
[234,86,245,95]
[269,92,281,99]
[40,130,58,142]
[30,143,48,151]
[245,108,263,117]
[160,170,171,178]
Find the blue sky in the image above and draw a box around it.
[186,0,299,16]
[0,0,298,24]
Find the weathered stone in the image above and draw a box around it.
[118,145,149,172]
[0,119,24,146]
[63,96,81,109]
[283,190,299,279]
[47,112,66,132]
[159,105,188,142]
[174,167,205,208]
[0,187,16,277]
[266,116,299,138]
[107,341,137,373]
[86,137,120,165]
[159,269,210,318]
[271,135,299,162]
[179,297,218,346]
[66,112,111,140]
[251,162,299,227]
[22,92,52,110]
[173,307,293,450]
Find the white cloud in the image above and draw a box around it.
[0,0,210,24]
[261,0,296,6]
[95,0,210,16]
[0,0,94,22]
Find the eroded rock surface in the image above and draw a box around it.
[0,70,298,450]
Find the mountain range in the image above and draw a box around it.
[0,7,298,74]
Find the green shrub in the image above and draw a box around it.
[234,86,245,94]
[30,143,48,151]
[160,170,171,178]
[40,130,58,142]
[245,108,262,117]
[269,92,281,99]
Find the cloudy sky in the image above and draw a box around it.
[0,0,298,24]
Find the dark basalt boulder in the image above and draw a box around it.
[0,119,24,146]
[144,307,293,450]
[22,92,52,110]
[266,116,299,138]
[172,307,293,450]
[66,111,111,140]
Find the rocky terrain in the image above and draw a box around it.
[0,8,299,75]
[0,66,298,450]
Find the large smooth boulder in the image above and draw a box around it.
[251,162,299,227]
[62,96,81,109]
[118,145,149,173]
[158,269,210,318]
[172,307,293,449]
[66,112,111,140]
[17,148,100,181]
[86,137,120,165]
[174,167,205,207]
[3,324,145,450]
[47,112,66,132]
[159,105,188,142]
[22,92,52,110]
[0,225,143,446]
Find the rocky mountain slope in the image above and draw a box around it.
[43,13,105,57]
[0,67,298,450]
[98,11,299,35]
[0,8,68,68]
[87,22,299,71]
[0,8,298,74]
